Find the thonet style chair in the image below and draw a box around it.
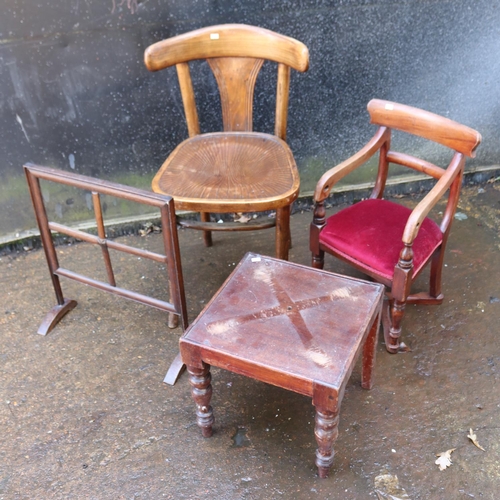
[24,164,188,384]
[310,99,481,353]
[144,24,309,260]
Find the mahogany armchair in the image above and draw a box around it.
[144,24,309,260]
[310,99,481,353]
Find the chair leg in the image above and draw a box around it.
[311,200,326,269]
[314,408,339,478]
[289,201,295,250]
[200,212,213,247]
[312,249,325,270]
[385,249,413,353]
[275,205,291,260]
[429,246,444,299]
[382,298,405,354]
[187,363,214,437]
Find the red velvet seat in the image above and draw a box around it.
[319,199,443,281]
[311,99,481,352]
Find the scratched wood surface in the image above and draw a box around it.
[152,132,299,212]
[180,253,383,395]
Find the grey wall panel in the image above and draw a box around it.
[1,0,498,237]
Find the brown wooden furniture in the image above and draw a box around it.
[24,163,188,384]
[144,24,309,260]
[180,252,384,478]
[310,99,481,353]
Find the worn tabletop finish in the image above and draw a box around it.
[183,254,383,394]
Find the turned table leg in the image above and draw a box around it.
[187,363,214,437]
[314,408,340,478]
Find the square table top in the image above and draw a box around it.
[181,253,384,396]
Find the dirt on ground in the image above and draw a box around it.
[1,182,499,499]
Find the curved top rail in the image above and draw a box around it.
[367,99,481,158]
[144,24,309,73]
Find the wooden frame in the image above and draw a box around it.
[24,163,188,384]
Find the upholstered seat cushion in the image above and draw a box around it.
[319,199,443,281]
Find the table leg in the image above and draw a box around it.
[362,310,381,390]
[314,408,339,478]
[187,363,214,437]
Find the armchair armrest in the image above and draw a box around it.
[402,152,465,245]
[313,127,390,202]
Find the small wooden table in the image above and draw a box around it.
[180,253,384,478]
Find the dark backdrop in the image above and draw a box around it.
[1,0,498,237]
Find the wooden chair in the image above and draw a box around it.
[180,253,384,478]
[310,99,481,353]
[144,24,309,260]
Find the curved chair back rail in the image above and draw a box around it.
[145,24,309,138]
[144,24,309,72]
[368,99,481,158]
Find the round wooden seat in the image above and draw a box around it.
[152,132,300,212]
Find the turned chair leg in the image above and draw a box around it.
[200,212,213,247]
[384,249,413,353]
[311,249,325,270]
[187,363,214,437]
[275,205,291,261]
[314,408,339,478]
[382,299,406,353]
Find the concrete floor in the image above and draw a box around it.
[1,183,499,499]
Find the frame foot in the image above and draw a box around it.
[163,352,186,385]
[37,299,77,336]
